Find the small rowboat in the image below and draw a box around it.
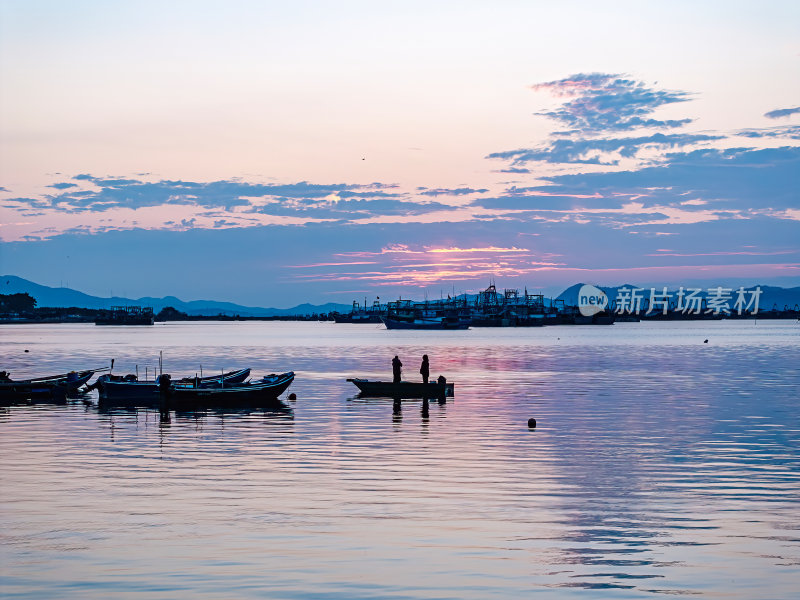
[347,378,454,398]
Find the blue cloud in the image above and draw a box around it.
[72,174,140,186]
[247,197,452,219]
[471,146,800,226]
[48,182,79,190]
[474,192,623,212]
[10,178,407,214]
[737,125,800,139]
[531,73,693,134]
[418,187,488,197]
[485,75,716,169]
[549,146,800,210]
[488,133,722,166]
[764,107,800,119]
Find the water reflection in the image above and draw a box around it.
[347,394,447,426]
[0,321,798,599]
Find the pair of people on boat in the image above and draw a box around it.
[391,355,431,384]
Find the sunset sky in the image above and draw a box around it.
[1,1,799,307]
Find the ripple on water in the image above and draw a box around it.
[1,320,799,598]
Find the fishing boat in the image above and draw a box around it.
[0,368,105,403]
[165,372,295,407]
[94,305,154,325]
[95,368,251,400]
[332,299,384,323]
[347,378,454,398]
[381,316,469,330]
[21,369,99,389]
[381,299,470,330]
[0,381,69,403]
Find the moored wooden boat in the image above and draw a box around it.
[0,381,68,404]
[166,372,295,407]
[95,368,251,400]
[99,371,294,407]
[0,368,102,403]
[347,378,454,398]
[18,369,98,389]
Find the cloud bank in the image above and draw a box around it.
[2,73,798,304]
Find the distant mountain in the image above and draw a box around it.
[0,276,351,317]
[4,275,799,318]
[557,282,800,311]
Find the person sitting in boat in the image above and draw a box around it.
[420,355,430,384]
[437,375,446,385]
[0,371,11,382]
[392,355,402,383]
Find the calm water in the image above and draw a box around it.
[1,320,799,599]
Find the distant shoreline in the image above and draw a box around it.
[0,314,329,324]
[3,313,798,325]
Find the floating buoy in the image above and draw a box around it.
[528,418,537,428]
[704,339,708,343]
[24,349,29,353]
[288,393,297,400]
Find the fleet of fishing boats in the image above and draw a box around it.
[332,284,614,329]
[1,364,453,407]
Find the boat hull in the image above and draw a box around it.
[0,369,97,403]
[100,372,294,408]
[97,368,251,400]
[333,314,382,324]
[381,317,469,330]
[347,379,454,398]
[0,382,68,404]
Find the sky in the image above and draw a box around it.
[1,0,799,307]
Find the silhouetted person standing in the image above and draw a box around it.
[419,354,430,384]
[392,355,403,383]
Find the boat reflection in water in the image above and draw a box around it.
[347,375,452,422]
